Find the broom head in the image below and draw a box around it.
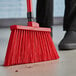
[4,22,59,66]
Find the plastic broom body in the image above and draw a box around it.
[4,0,59,66]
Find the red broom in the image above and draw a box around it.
[4,0,59,66]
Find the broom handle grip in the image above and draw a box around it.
[27,0,33,22]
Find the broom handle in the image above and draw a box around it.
[27,0,33,22]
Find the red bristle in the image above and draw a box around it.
[43,32,51,60]
[43,32,49,60]
[10,30,17,65]
[41,32,47,61]
[21,30,26,64]
[34,31,38,62]
[11,30,19,65]
[25,31,30,63]
[38,32,43,61]
[4,25,59,66]
[26,31,31,63]
[23,30,27,63]
[17,30,21,64]
[9,30,18,65]
[13,30,20,65]
[23,30,28,63]
[27,31,31,63]
[38,32,44,61]
[36,32,41,62]
[15,30,21,64]
[24,30,29,63]
[4,30,17,66]
[29,31,32,63]
[48,32,59,59]
[46,32,55,60]
[30,31,35,63]
[4,31,14,66]
[36,32,42,62]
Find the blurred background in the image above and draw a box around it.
[0,0,65,27]
[0,0,65,18]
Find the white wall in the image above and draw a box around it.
[54,0,65,17]
[0,0,65,18]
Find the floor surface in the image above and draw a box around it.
[0,26,76,76]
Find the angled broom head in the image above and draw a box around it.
[4,22,59,66]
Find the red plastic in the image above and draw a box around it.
[4,27,59,66]
[28,21,39,27]
[27,0,32,12]
[10,25,51,32]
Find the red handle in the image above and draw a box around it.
[26,0,39,27]
[27,0,32,12]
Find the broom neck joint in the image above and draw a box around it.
[27,12,34,22]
